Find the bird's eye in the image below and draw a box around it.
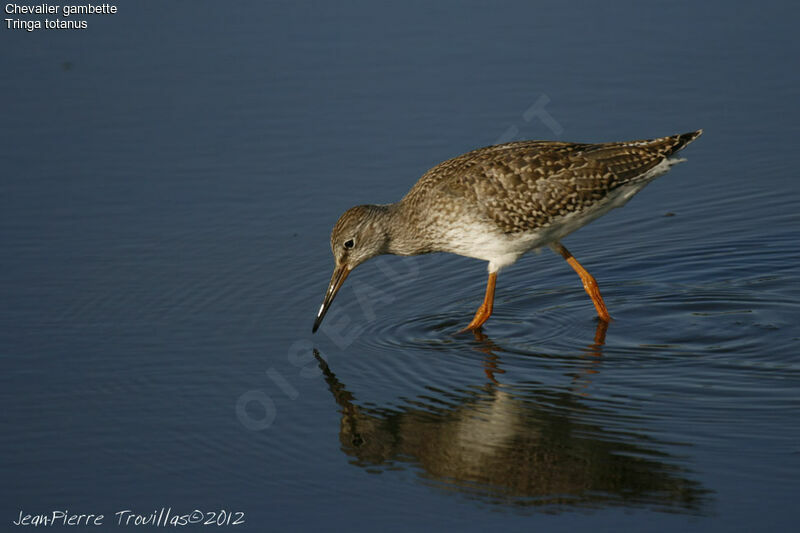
[343,239,355,249]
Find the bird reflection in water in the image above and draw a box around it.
[313,330,710,511]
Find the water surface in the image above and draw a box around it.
[2,1,799,531]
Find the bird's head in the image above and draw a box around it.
[312,205,390,333]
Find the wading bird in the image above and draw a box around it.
[313,130,702,333]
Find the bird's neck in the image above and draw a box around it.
[383,202,428,256]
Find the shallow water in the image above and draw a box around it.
[2,1,800,531]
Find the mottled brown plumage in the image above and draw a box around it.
[401,130,702,237]
[313,130,702,333]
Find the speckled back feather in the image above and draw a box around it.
[402,130,702,234]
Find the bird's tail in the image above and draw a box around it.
[581,129,703,182]
[663,129,703,157]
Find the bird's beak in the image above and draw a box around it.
[312,264,351,333]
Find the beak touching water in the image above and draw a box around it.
[312,265,351,333]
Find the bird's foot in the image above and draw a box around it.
[458,303,492,333]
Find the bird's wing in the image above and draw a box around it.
[452,149,616,233]
[443,132,701,234]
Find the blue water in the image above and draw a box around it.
[2,1,799,531]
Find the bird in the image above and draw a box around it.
[312,130,702,333]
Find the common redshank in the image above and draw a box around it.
[312,130,702,333]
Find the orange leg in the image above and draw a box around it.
[552,243,611,322]
[460,272,497,332]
